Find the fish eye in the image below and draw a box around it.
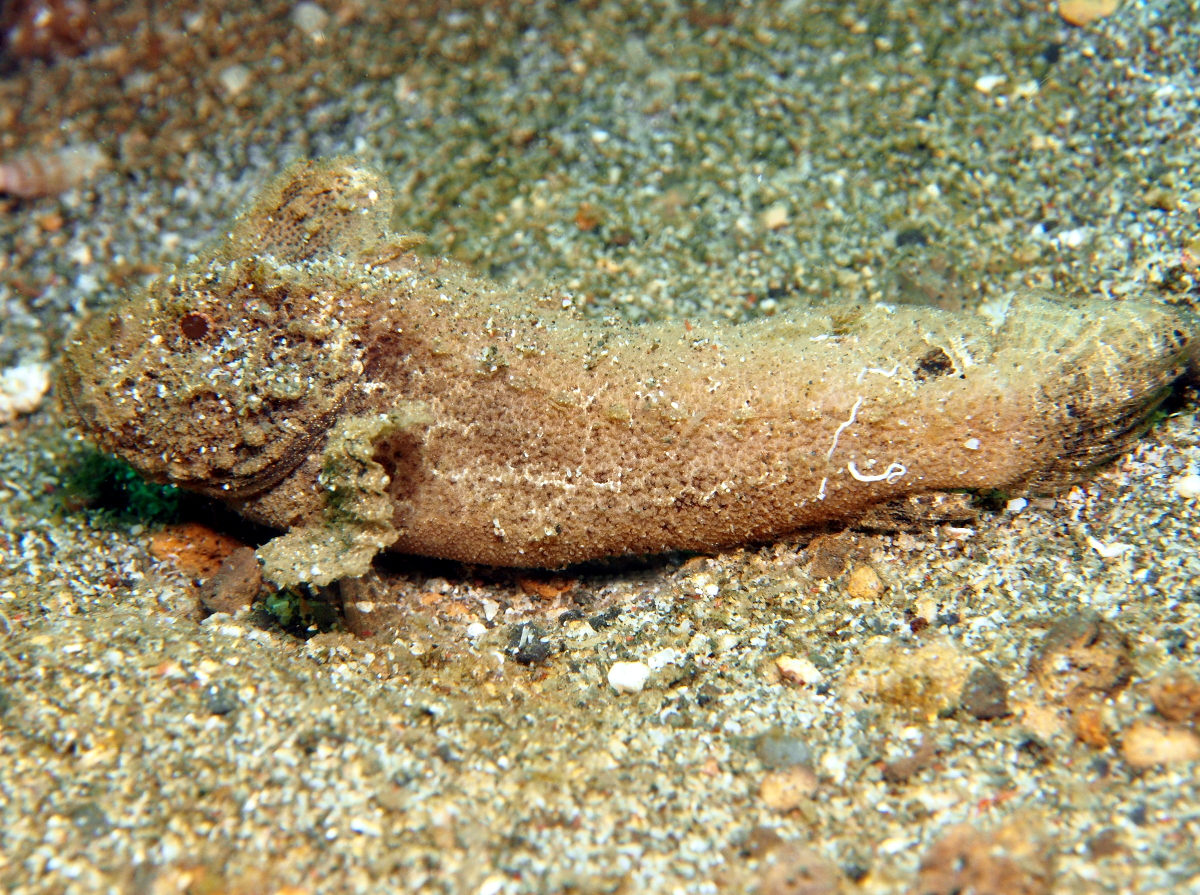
[180,312,210,339]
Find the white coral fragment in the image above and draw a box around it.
[0,363,50,423]
[607,661,651,694]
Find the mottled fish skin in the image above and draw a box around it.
[59,160,1197,583]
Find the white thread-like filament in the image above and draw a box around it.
[847,460,906,483]
[855,363,899,383]
[826,396,864,461]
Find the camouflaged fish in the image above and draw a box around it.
[59,160,1198,585]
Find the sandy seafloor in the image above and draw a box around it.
[1,0,1200,892]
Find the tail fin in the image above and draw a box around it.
[996,293,1194,493]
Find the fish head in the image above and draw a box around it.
[58,159,393,497]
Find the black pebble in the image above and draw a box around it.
[588,606,622,629]
[509,622,553,665]
[695,683,718,707]
[961,665,1011,720]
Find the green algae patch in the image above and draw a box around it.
[261,587,339,635]
[61,448,181,527]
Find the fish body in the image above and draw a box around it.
[59,160,1197,583]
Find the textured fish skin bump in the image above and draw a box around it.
[59,160,1198,584]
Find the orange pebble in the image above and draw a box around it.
[1058,0,1119,27]
[148,523,246,580]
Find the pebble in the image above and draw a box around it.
[509,623,552,665]
[0,145,108,199]
[607,661,650,694]
[761,203,790,231]
[914,820,1053,895]
[755,728,813,770]
[1017,702,1067,743]
[0,362,50,423]
[291,2,329,39]
[974,74,1006,94]
[1121,721,1200,769]
[776,655,824,686]
[844,564,884,600]
[1058,0,1119,27]
[1149,673,1200,722]
[847,635,969,720]
[727,837,844,895]
[1029,610,1132,704]
[1087,828,1125,859]
[763,839,843,895]
[1073,707,1112,749]
[1173,473,1200,499]
[218,64,252,97]
[960,665,1011,720]
[201,682,240,716]
[148,523,247,581]
[478,877,505,895]
[805,535,849,579]
[758,767,819,813]
[647,647,681,670]
[198,547,262,615]
[882,739,936,783]
[1087,535,1133,559]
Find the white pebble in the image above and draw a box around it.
[1087,535,1132,559]
[647,647,681,671]
[1173,474,1200,499]
[964,437,981,450]
[819,750,848,785]
[218,64,252,97]
[466,622,487,639]
[776,655,823,685]
[1005,497,1028,513]
[1059,227,1087,248]
[974,74,1006,94]
[761,203,790,230]
[292,2,330,38]
[348,816,381,836]
[0,362,50,423]
[607,661,651,694]
[478,877,506,895]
